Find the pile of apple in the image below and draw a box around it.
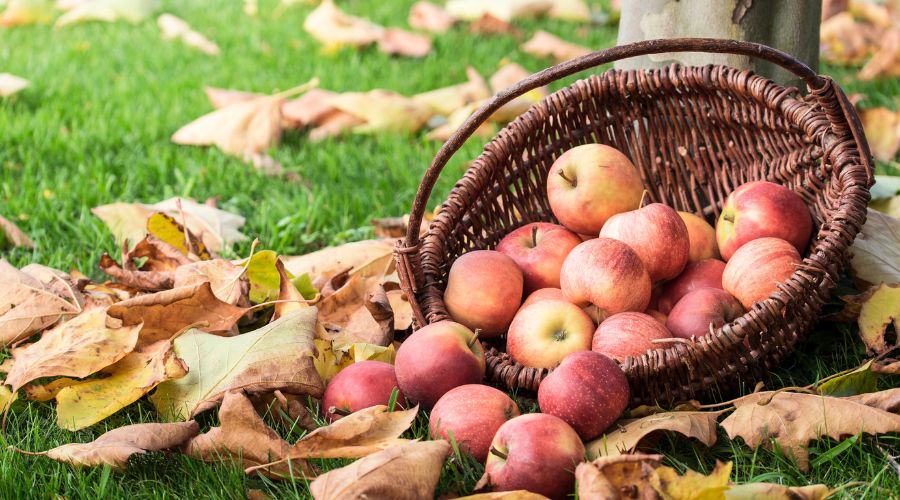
[319,143,813,499]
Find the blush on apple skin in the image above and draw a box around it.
[507,299,594,369]
[546,143,644,236]
[678,211,721,262]
[482,413,585,500]
[665,288,744,339]
[321,361,406,422]
[716,181,813,261]
[591,312,673,362]
[429,384,520,462]
[722,237,802,309]
[521,288,566,309]
[444,250,524,338]
[560,238,652,317]
[496,222,582,294]
[657,258,726,314]
[394,321,486,409]
[600,203,691,282]
[537,351,630,441]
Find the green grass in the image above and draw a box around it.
[1,0,899,498]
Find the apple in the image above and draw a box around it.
[537,351,629,440]
[657,259,726,314]
[429,384,521,461]
[678,211,721,262]
[560,238,652,317]
[591,312,673,362]
[600,203,690,282]
[665,288,744,339]
[546,143,644,235]
[716,181,813,261]
[394,321,486,409]
[497,222,582,294]
[507,299,594,369]
[482,413,585,499]
[444,250,524,338]
[521,287,566,309]
[321,361,406,422]
[646,309,667,324]
[722,237,802,309]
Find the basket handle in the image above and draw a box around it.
[403,37,869,251]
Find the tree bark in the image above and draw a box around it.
[615,0,821,89]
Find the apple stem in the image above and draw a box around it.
[489,446,508,460]
[468,329,481,348]
[531,225,538,248]
[557,169,576,187]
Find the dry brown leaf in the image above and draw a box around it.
[445,0,553,21]
[204,87,260,109]
[845,387,900,413]
[725,483,831,499]
[107,282,247,346]
[0,259,83,346]
[291,405,417,459]
[408,1,456,33]
[251,389,318,431]
[650,461,731,499]
[283,239,396,285]
[173,259,249,306]
[22,377,79,402]
[0,0,53,27]
[576,453,664,500]
[281,89,339,128]
[489,62,547,123]
[850,209,900,285]
[855,283,900,353]
[720,390,900,470]
[130,235,193,273]
[413,67,489,116]
[329,90,433,134]
[303,0,383,50]
[377,28,432,58]
[457,492,549,499]
[273,259,315,321]
[46,421,199,469]
[4,306,142,391]
[859,28,900,80]
[172,95,283,156]
[548,0,591,21]
[820,11,880,65]
[860,107,900,161]
[308,439,449,500]
[309,111,365,141]
[99,250,173,291]
[521,30,591,62]
[158,13,220,56]
[585,410,721,459]
[469,13,522,37]
[0,214,33,247]
[387,289,413,331]
[318,275,394,346]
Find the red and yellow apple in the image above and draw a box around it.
[678,211,720,262]
[665,288,744,339]
[600,203,690,282]
[591,312,672,362]
[429,384,520,462]
[321,361,406,422]
[497,222,582,294]
[521,287,566,309]
[722,237,802,309]
[507,299,594,369]
[716,181,813,261]
[560,238,652,317]
[657,258,726,314]
[444,250,523,338]
[546,143,644,235]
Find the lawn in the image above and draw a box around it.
[1,0,899,498]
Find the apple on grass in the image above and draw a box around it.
[394,321,485,409]
[546,143,644,235]
[716,181,813,261]
[592,312,673,362]
[538,351,629,441]
[657,258,726,314]
[679,211,721,262]
[429,384,520,462]
[481,413,585,500]
[321,361,406,422]
[560,238,652,318]
[722,237,802,309]
[444,250,523,338]
[600,203,691,282]
[497,222,582,294]
[507,299,594,369]
[666,288,744,339]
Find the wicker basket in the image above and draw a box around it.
[394,38,874,406]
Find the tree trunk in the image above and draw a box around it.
[615,0,821,89]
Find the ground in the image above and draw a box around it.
[1,0,899,498]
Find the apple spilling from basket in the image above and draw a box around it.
[320,143,814,498]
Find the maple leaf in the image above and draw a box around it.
[46,421,199,469]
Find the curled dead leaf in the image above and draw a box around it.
[408,1,456,34]
[521,30,592,62]
[291,404,417,459]
[173,258,249,306]
[856,283,900,354]
[649,461,731,499]
[283,239,396,286]
[845,387,900,413]
[585,410,721,459]
[318,276,394,347]
[22,377,79,402]
[281,89,340,128]
[0,259,83,346]
[576,453,664,500]
[46,421,199,469]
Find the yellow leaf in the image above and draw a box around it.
[56,339,188,430]
[0,0,54,27]
[23,378,79,402]
[46,421,199,469]
[650,461,732,500]
[586,410,721,459]
[242,250,282,304]
[329,90,433,134]
[0,385,17,412]
[147,212,210,259]
[860,107,900,162]
[313,339,395,383]
[857,283,900,353]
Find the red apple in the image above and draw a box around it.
[722,237,801,309]
[657,259,726,314]
[679,211,721,262]
[521,287,566,309]
[444,250,524,338]
[560,238,652,316]
[429,384,520,461]
[482,413,585,499]
[497,223,582,294]
[646,309,667,324]
[592,312,673,362]
[600,203,690,282]
[537,351,629,440]
[394,321,486,409]
[507,299,593,369]
[546,144,644,235]
[666,288,744,339]
[716,181,813,261]
[321,361,406,422]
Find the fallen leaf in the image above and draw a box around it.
[46,421,199,469]
[585,410,721,459]
[855,283,900,353]
[329,90,433,134]
[309,110,365,141]
[4,307,142,391]
[283,239,396,284]
[149,198,248,252]
[413,67,490,116]
[204,87,260,109]
[173,258,249,306]
[725,483,831,499]
[0,385,17,412]
[0,259,82,346]
[426,101,496,141]
[0,0,53,27]
[816,359,879,396]
[318,276,394,346]
[273,259,314,321]
[548,0,590,21]
[55,0,159,27]
[859,27,900,80]
[469,13,522,37]
[720,390,900,470]
[819,12,880,65]
[845,387,900,413]
[850,209,900,286]
[576,453,664,500]
[489,62,547,122]
[253,389,318,431]
[521,30,591,62]
[130,234,195,271]
[377,28,432,58]
[281,89,340,128]
[157,13,219,56]
[649,461,732,499]
[308,439,449,500]
[151,307,323,421]
[22,377,79,402]
[243,250,283,304]
[313,340,396,383]
[408,1,456,33]
[387,290,412,331]
[303,0,383,50]
[445,0,552,22]
[0,213,33,248]
[860,107,900,162]
[291,405,417,459]
[56,339,188,430]
[99,248,174,292]
[456,493,549,499]
[107,282,247,346]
